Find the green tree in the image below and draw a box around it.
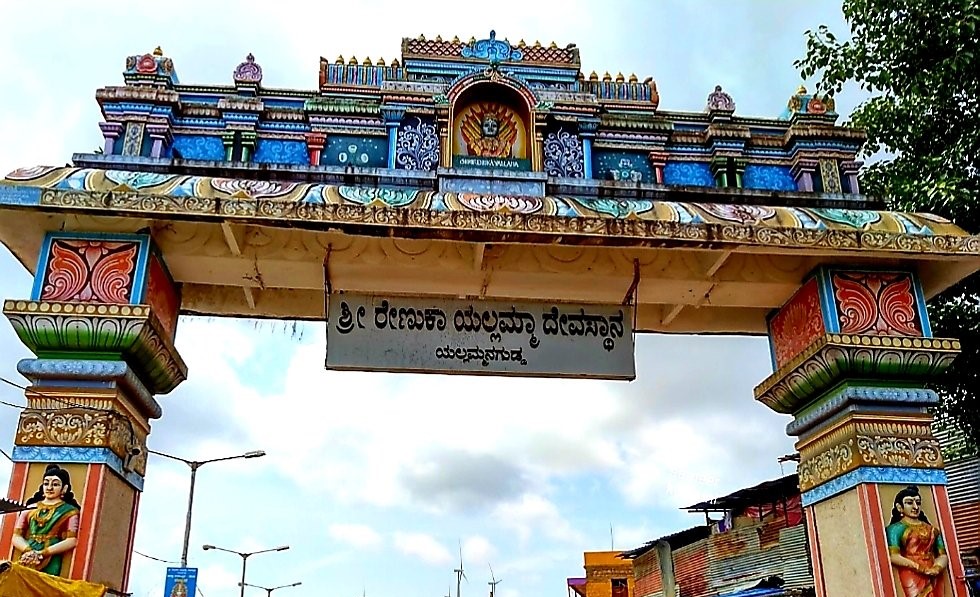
[796,0,980,452]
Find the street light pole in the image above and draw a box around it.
[202,544,289,597]
[148,448,266,567]
[241,581,303,597]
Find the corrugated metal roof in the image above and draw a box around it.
[621,527,711,559]
[946,457,980,554]
[778,525,813,590]
[947,458,980,505]
[707,524,782,593]
[952,502,980,553]
[634,550,663,597]
[684,475,799,513]
[673,540,709,597]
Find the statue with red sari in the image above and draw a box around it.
[886,485,950,597]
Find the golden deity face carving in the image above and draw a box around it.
[456,102,524,159]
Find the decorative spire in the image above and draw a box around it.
[233,53,263,86]
[706,85,735,112]
[124,46,179,87]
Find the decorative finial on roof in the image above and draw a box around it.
[549,41,558,49]
[363,57,373,66]
[615,72,625,83]
[629,73,638,83]
[377,57,386,66]
[336,55,344,64]
[533,40,542,48]
[349,56,358,65]
[435,35,443,42]
[124,46,179,87]
[518,39,526,47]
[706,84,735,112]
[418,34,426,41]
[233,53,263,86]
[797,84,807,95]
[589,71,598,81]
[602,72,612,82]
[391,58,400,68]
[452,36,460,44]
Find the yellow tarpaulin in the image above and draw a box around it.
[0,562,107,597]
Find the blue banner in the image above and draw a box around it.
[164,567,198,597]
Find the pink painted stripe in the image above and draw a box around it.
[73,464,105,580]
[933,485,971,597]
[806,506,828,597]
[0,463,30,559]
[861,484,897,597]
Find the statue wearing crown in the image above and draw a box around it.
[459,103,521,158]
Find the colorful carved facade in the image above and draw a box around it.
[77,35,865,197]
[0,31,978,596]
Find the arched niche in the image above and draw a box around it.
[447,77,536,172]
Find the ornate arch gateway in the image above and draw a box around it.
[0,33,978,596]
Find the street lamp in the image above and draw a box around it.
[202,544,289,597]
[148,448,266,567]
[240,581,303,597]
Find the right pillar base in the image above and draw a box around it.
[757,267,973,597]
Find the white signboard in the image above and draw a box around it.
[326,293,635,380]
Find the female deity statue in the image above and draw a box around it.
[11,464,81,576]
[886,485,949,597]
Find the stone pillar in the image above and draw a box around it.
[756,267,970,597]
[841,160,863,195]
[647,152,667,185]
[146,124,172,159]
[221,131,236,161]
[241,131,257,163]
[436,110,451,169]
[0,231,186,593]
[791,159,818,192]
[579,118,599,180]
[307,133,326,166]
[382,108,405,170]
[98,123,124,155]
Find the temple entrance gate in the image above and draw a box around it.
[0,35,978,597]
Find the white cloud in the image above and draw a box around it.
[329,523,383,550]
[394,532,453,566]
[492,494,582,545]
[462,535,497,567]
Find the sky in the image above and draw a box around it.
[0,2,868,597]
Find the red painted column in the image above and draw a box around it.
[757,267,971,597]
[0,231,186,593]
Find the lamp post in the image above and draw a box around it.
[240,581,303,597]
[148,448,266,567]
[202,544,289,597]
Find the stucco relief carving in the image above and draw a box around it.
[797,419,945,491]
[856,435,943,467]
[799,440,854,491]
[18,409,110,446]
